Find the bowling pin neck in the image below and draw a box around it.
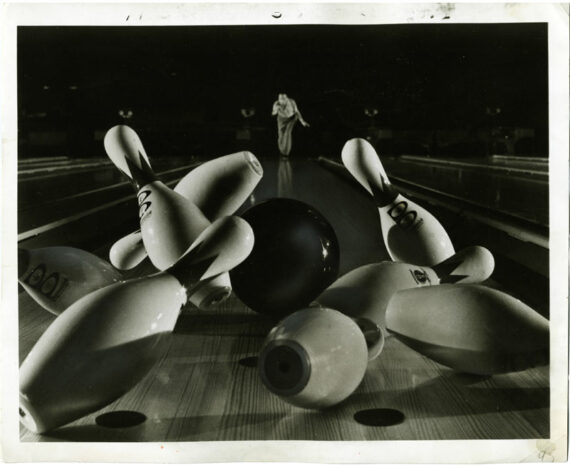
[18,249,31,278]
[163,216,254,301]
[352,316,385,360]
[430,246,495,284]
[341,138,395,205]
[103,125,158,190]
[124,149,158,191]
[166,242,221,296]
[370,178,400,208]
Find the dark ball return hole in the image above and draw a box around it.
[238,356,258,368]
[95,410,147,428]
[353,408,405,427]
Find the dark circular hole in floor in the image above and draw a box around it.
[95,410,147,428]
[353,408,405,427]
[238,356,258,368]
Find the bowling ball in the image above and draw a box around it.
[230,198,340,317]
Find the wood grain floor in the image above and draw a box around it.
[18,291,549,441]
[17,157,550,441]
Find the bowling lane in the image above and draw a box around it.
[18,157,196,209]
[18,155,549,442]
[381,155,548,226]
[18,160,202,253]
[18,159,119,208]
[19,292,548,441]
[18,162,199,232]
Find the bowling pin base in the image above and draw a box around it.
[258,308,368,409]
[19,396,42,434]
[187,273,232,310]
[259,340,311,397]
[189,282,232,310]
[389,330,549,375]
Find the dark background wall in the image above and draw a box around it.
[17,23,548,159]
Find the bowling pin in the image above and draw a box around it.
[312,246,494,359]
[173,150,263,220]
[109,151,263,271]
[104,124,210,270]
[19,216,254,434]
[104,125,231,309]
[258,307,368,410]
[18,247,123,315]
[341,138,455,266]
[385,284,549,375]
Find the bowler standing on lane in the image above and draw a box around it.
[271,93,310,157]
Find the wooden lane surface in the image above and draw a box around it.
[18,291,549,441]
[17,157,549,441]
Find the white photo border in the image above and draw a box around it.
[1,2,568,463]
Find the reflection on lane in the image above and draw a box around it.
[383,156,548,226]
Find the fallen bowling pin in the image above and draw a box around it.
[110,151,263,271]
[18,246,123,315]
[385,284,549,375]
[258,307,368,410]
[312,246,494,359]
[341,137,455,266]
[173,150,263,220]
[104,125,231,309]
[19,216,254,434]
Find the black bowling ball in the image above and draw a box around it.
[230,198,340,318]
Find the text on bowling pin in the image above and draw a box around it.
[388,201,424,231]
[21,264,70,302]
